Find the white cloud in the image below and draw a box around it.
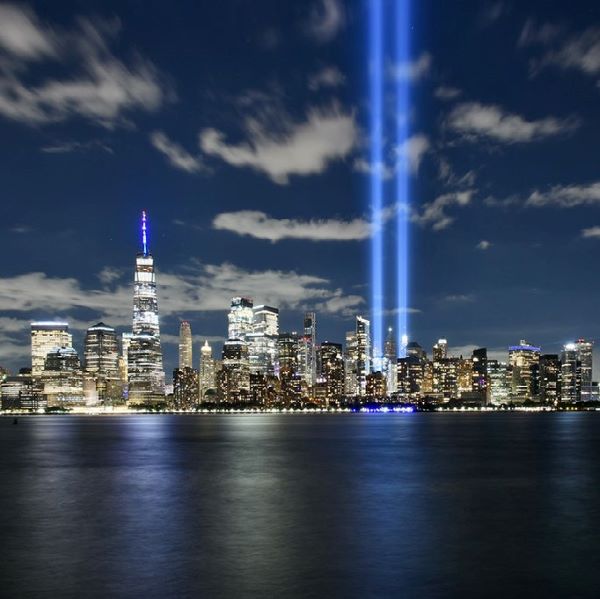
[304,0,345,44]
[308,65,345,90]
[444,294,475,303]
[212,208,397,242]
[0,7,170,127]
[0,3,57,59]
[477,240,492,250]
[199,103,358,184]
[412,191,474,231]
[438,158,477,187]
[581,226,600,239]
[352,158,395,180]
[518,20,563,48]
[150,131,207,174]
[434,86,462,100]
[446,102,579,143]
[388,52,432,81]
[525,182,600,207]
[41,139,112,154]
[396,134,430,174]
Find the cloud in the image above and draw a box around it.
[0,6,171,127]
[477,240,492,250]
[412,191,474,231]
[477,2,509,28]
[446,102,579,143]
[352,158,395,180]
[304,0,345,44]
[308,66,345,90]
[434,86,462,100]
[525,182,600,207]
[581,226,600,239]
[212,208,397,242]
[518,20,563,48]
[97,266,125,285]
[0,3,57,59]
[437,158,477,187]
[396,134,430,174]
[150,131,208,174]
[444,294,475,303]
[199,103,358,184]
[388,52,432,82]
[41,139,112,154]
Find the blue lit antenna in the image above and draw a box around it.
[142,210,148,255]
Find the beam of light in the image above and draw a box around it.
[142,210,148,255]
[395,0,411,357]
[369,0,384,368]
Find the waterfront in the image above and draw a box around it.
[1,413,599,598]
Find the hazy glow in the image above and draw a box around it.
[369,0,384,363]
[395,0,411,355]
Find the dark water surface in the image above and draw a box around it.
[1,413,600,598]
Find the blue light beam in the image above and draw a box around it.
[395,0,411,356]
[369,0,384,366]
[142,210,148,255]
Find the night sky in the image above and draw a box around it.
[1,0,599,376]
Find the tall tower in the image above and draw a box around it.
[356,316,371,396]
[84,322,121,404]
[228,297,254,341]
[179,321,193,369]
[199,340,216,401]
[300,311,317,391]
[127,211,165,404]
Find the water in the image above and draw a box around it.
[1,413,599,598]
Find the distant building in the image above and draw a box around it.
[128,211,165,404]
[84,322,121,404]
[228,297,254,341]
[508,340,540,402]
[299,312,317,392]
[487,360,510,405]
[560,343,581,404]
[344,330,358,396]
[178,321,193,369]
[432,338,448,362]
[1,369,44,410]
[42,346,84,407]
[573,339,593,401]
[539,354,560,405]
[31,321,72,377]
[471,348,488,402]
[277,332,301,404]
[173,367,199,410]
[356,316,371,396]
[320,342,344,404]
[248,305,279,376]
[199,340,216,401]
[221,339,250,402]
[366,371,386,399]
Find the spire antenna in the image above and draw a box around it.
[141,210,148,255]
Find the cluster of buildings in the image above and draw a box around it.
[0,213,597,411]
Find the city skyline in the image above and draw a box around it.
[1,1,600,377]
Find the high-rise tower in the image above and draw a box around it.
[179,321,193,369]
[127,211,165,404]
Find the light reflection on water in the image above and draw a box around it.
[1,414,600,598]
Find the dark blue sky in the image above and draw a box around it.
[1,0,599,375]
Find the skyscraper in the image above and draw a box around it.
[277,332,301,404]
[539,354,560,405]
[356,316,371,396]
[228,297,254,341]
[199,340,216,401]
[127,211,165,404]
[84,322,121,404]
[508,340,540,402]
[248,305,279,375]
[221,339,250,402]
[320,342,344,404]
[560,343,581,404]
[299,312,317,391]
[179,321,193,369]
[31,321,72,376]
[42,346,84,407]
[574,339,593,401]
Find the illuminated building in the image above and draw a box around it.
[221,339,250,402]
[508,341,540,402]
[560,343,581,404]
[127,211,165,404]
[84,322,121,404]
[277,332,302,404]
[299,312,317,391]
[199,340,216,401]
[384,327,397,394]
[228,297,254,341]
[179,321,193,369]
[320,342,344,404]
[432,339,448,362]
[344,331,358,396]
[173,367,199,410]
[356,316,371,396]
[248,305,279,375]
[31,321,72,377]
[366,371,386,399]
[397,355,424,401]
[573,339,593,401]
[457,357,474,395]
[1,369,44,410]
[539,354,560,405]
[42,346,84,407]
[471,348,488,402]
[487,361,510,405]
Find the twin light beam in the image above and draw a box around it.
[369,0,411,364]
